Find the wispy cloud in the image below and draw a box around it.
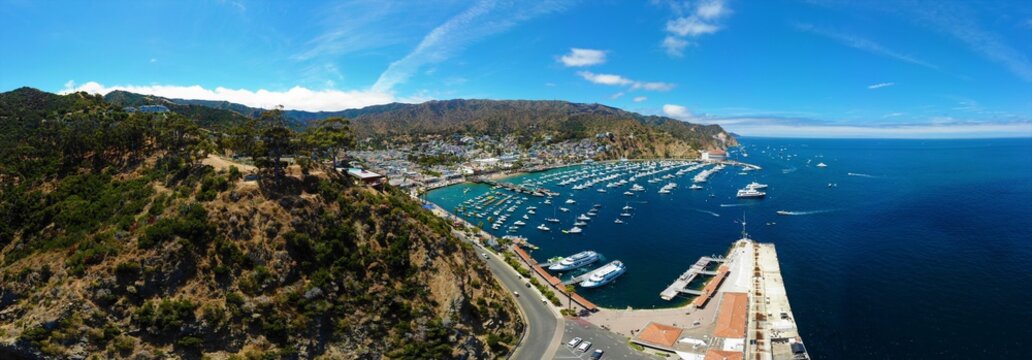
[633,96,647,102]
[900,1,1032,81]
[794,23,939,70]
[559,48,606,67]
[577,71,675,91]
[61,81,396,112]
[610,91,625,99]
[373,0,571,92]
[660,0,730,57]
[868,82,895,89]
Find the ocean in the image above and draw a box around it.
[425,137,1032,359]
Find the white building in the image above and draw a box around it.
[701,150,726,162]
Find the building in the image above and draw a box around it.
[631,322,684,351]
[701,150,726,162]
[346,168,386,187]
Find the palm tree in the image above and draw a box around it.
[564,284,575,310]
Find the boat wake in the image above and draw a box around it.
[776,209,839,216]
[720,203,753,208]
[782,167,797,174]
[694,209,720,217]
[847,172,878,178]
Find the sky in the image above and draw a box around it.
[1,0,1031,138]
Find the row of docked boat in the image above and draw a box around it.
[547,250,626,288]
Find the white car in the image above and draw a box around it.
[513,291,519,297]
[567,337,582,347]
[577,341,592,352]
[541,297,548,304]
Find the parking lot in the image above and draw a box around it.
[553,317,658,360]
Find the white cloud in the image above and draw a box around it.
[61,81,396,112]
[633,96,647,102]
[868,82,895,89]
[559,48,607,67]
[663,104,696,120]
[149,58,158,63]
[696,0,727,19]
[577,71,634,86]
[666,17,719,37]
[577,71,675,91]
[373,0,571,92]
[662,36,689,57]
[610,92,625,99]
[660,0,729,57]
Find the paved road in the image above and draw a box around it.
[554,317,658,360]
[465,237,561,360]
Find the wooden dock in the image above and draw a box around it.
[659,256,726,300]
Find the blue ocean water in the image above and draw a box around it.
[426,137,1032,359]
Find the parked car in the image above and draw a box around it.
[513,291,519,297]
[577,341,592,352]
[567,337,582,347]
[541,297,548,304]
[482,253,489,259]
[590,349,604,359]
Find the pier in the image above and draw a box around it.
[472,177,558,197]
[659,256,726,301]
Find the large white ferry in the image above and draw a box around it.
[579,260,626,288]
[736,188,767,198]
[549,251,599,271]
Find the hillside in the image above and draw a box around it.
[103,91,259,130]
[100,92,736,159]
[341,99,736,158]
[0,88,521,359]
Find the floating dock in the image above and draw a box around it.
[659,256,725,301]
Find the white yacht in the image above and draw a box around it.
[546,218,560,223]
[513,220,526,226]
[746,182,768,190]
[537,224,551,231]
[549,251,599,271]
[565,199,577,204]
[559,207,570,212]
[614,218,624,224]
[689,184,703,190]
[579,261,626,288]
[564,226,583,234]
[574,221,588,226]
[544,199,552,205]
[577,214,591,221]
[622,205,633,211]
[597,188,606,193]
[736,188,767,198]
[816,162,828,168]
[623,191,634,196]
[630,184,645,192]
[619,212,632,217]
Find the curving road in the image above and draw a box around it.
[478,247,562,360]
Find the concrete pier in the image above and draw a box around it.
[659,256,726,300]
[472,177,558,197]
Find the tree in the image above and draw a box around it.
[253,108,294,186]
[157,113,206,164]
[305,117,354,173]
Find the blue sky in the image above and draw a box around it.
[2,0,1030,137]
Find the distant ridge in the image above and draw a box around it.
[101,90,736,158]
